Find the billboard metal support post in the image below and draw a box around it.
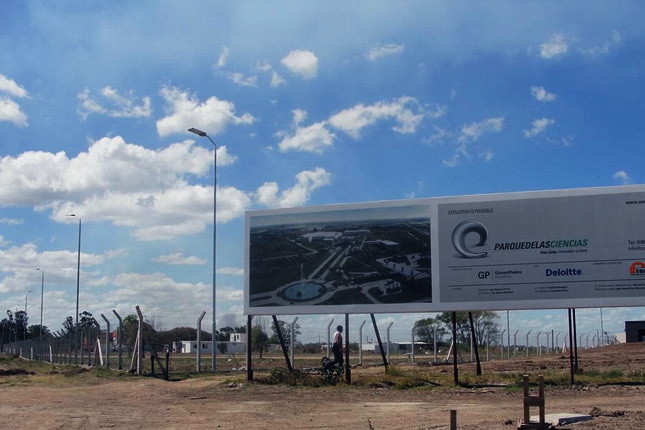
[452,312,458,386]
[468,312,482,376]
[289,316,298,368]
[272,315,292,372]
[370,314,388,369]
[358,320,366,366]
[344,314,350,384]
[568,309,574,383]
[572,308,579,372]
[246,314,253,382]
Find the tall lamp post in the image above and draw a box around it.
[188,127,217,372]
[24,290,33,340]
[25,290,32,314]
[68,214,82,364]
[35,268,44,341]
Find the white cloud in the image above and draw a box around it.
[480,150,494,162]
[270,71,286,87]
[524,117,555,138]
[228,72,258,87]
[78,87,152,119]
[280,50,319,79]
[0,243,108,294]
[0,235,8,247]
[256,62,272,72]
[365,43,405,61]
[540,34,568,59]
[0,97,28,126]
[216,47,230,68]
[0,75,28,98]
[292,108,307,125]
[442,144,468,168]
[254,62,286,87]
[156,86,255,137]
[277,122,336,153]
[328,97,425,139]
[218,267,244,276]
[0,218,23,225]
[0,136,250,241]
[153,252,207,265]
[531,86,556,102]
[581,30,622,56]
[459,117,504,142]
[255,167,332,208]
[612,170,630,185]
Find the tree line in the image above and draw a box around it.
[2,310,499,356]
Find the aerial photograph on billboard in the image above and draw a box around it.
[246,202,432,314]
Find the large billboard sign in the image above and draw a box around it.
[245,185,645,315]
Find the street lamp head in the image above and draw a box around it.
[188,127,208,137]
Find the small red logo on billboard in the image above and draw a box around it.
[629,261,645,275]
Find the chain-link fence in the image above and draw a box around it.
[1,310,618,379]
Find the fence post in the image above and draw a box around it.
[112,310,123,370]
[196,311,206,372]
[101,314,111,368]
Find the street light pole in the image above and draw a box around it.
[25,291,32,315]
[188,127,217,372]
[69,214,82,364]
[24,290,32,340]
[36,268,44,341]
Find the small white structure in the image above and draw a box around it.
[180,340,246,354]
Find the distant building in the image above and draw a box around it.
[180,340,246,354]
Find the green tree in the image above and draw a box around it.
[2,310,16,344]
[217,342,229,354]
[414,316,447,345]
[270,319,301,346]
[435,311,499,346]
[153,326,199,346]
[14,310,28,341]
[62,316,74,334]
[26,324,51,339]
[251,325,269,359]
[217,326,235,341]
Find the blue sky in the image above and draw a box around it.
[1,1,644,345]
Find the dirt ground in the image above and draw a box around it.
[1,343,645,429]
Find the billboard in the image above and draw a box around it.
[245,185,645,315]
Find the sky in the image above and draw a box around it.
[2,1,645,346]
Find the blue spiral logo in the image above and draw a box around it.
[451,220,488,258]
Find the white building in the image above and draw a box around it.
[180,340,246,354]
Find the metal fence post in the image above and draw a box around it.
[101,314,111,368]
[196,311,206,372]
[112,310,123,370]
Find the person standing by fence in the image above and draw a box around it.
[325,325,344,370]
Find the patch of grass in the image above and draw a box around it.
[258,367,316,386]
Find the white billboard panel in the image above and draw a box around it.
[244,185,645,315]
[435,185,645,311]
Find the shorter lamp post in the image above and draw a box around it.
[36,268,44,341]
[24,290,33,340]
[188,127,217,372]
